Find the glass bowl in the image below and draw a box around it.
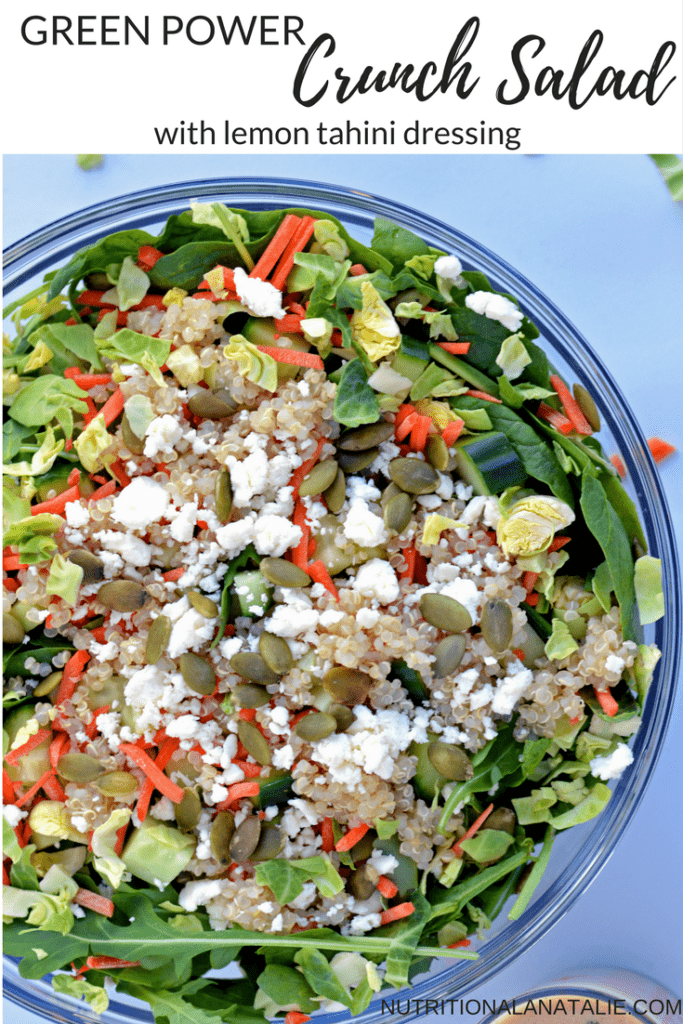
[3,177,681,1024]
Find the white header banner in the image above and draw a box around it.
[4,0,683,154]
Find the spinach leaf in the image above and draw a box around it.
[4,639,74,678]
[258,962,317,1012]
[333,359,379,428]
[580,472,636,639]
[31,322,103,372]
[371,218,434,269]
[47,229,157,301]
[460,270,495,293]
[452,396,574,506]
[150,242,252,291]
[449,308,509,373]
[437,723,523,833]
[3,421,35,462]
[507,825,555,921]
[599,471,647,550]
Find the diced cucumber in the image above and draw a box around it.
[241,317,310,380]
[233,570,273,619]
[391,337,430,382]
[454,432,527,495]
[250,770,294,808]
[429,344,500,396]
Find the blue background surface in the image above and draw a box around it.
[3,154,683,1014]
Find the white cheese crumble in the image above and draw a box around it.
[253,515,303,557]
[590,742,634,780]
[232,266,286,319]
[353,559,400,606]
[434,254,464,287]
[312,706,423,790]
[178,878,224,912]
[143,415,185,460]
[64,501,90,528]
[465,291,524,332]
[95,530,152,568]
[111,477,170,530]
[3,804,28,827]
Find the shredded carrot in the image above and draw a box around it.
[4,729,52,767]
[377,875,399,899]
[610,454,626,478]
[465,389,503,404]
[66,373,113,389]
[409,414,433,452]
[215,781,261,811]
[349,264,368,277]
[394,404,416,426]
[73,889,115,917]
[548,535,571,552]
[448,939,472,949]
[335,822,370,852]
[452,802,495,858]
[522,570,539,593]
[284,1013,312,1024]
[569,715,580,726]
[30,484,81,517]
[3,553,25,571]
[525,592,539,607]
[256,345,324,370]
[290,438,327,499]
[307,560,340,602]
[76,290,114,309]
[99,388,125,427]
[82,956,142,975]
[395,411,420,442]
[549,374,593,435]
[250,214,302,280]
[593,686,619,717]
[82,395,100,424]
[43,774,67,801]
[398,545,417,583]
[85,704,111,740]
[162,567,185,582]
[537,402,573,434]
[67,468,81,488]
[320,817,335,853]
[436,342,471,355]
[270,216,317,291]
[232,760,262,778]
[109,460,131,488]
[3,768,17,804]
[3,577,19,591]
[648,437,676,464]
[3,864,10,886]
[274,313,305,335]
[380,902,415,925]
[54,650,91,707]
[89,479,118,502]
[512,648,525,661]
[15,769,57,808]
[118,743,185,803]
[49,731,70,771]
[137,245,165,271]
[136,736,180,821]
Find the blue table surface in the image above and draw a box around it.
[3,154,683,1017]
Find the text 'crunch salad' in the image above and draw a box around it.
[3,201,664,1022]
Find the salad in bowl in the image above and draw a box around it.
[2,193,665,1023]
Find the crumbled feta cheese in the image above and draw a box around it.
[64,501,90,527]
[343,503,387,547]
[461,495,487,526]
[215,517,256,557]
[228,449,269,507]
[455,481,473,501]
[3,804,28,827]
[368,850,399,876]
[167,606,216,659]
[272,744,296,769]
[491,661,533,715]
[465,291,524,332]
[270,912,284,932]
[353,559,400,605]
[178,878,224,912]
[143,415,184,460]
[356,607,381,629]
[604,655,625,676]
[166,715,197,740]
[435,472,454,501]
[111,477,169,530]
[346,912,382,935]
[590,742,634,780]
[233,266,285,319]
[169,502,198,543]
[253,514,303,557]
[434,254,464,286]
[95,529,152,568]
[313,707,419,789]
[264,593,319,638]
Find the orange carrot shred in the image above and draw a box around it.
[593,686,619,717]
[290,439,327,499]
[215,781,261,811]
[3,554,25,571]
[321,817,335,853]
[118,743,185,803]
[89,479,118,502]
[548,535,571,552]
[15,769,57,808]
[349,264,368,277]
[307,560,340,601]
[395,404,416,426]
[647,437,676,464]
[73,889,115,917]
[448,939,472,949]
[99,388,125,427]
[255,346,324,370]
[49,732,70,771]
[3,768,17,804]
[43,774,67,802]
[610,454,626,478]
[53,650,91,707]
[380,902,415,925]
[409,414,432,452]
[232,760,262,778]
[549,374,593,435]
[395,411,420,442]
[109,460,131,488]
[250,214,302,280]
[30,484,81,517]
[162,567,185,581]
[436,342,471,355]
[525,592,539,606]
[377,875,399,898]
[137,245,164,271]
[537,402,573,434]
[335,822,370,852]
[67,373,113,390]
[512,648,525,661]
[465,389,503,404]
[441,418,465,447]
[284,1013,312,1024]
[398,545,417,583]
[270,217,317,291]
[452,802,495,858]
[522,570,539,593]
[4,729,52,767]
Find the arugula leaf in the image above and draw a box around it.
[210,544,259,650]
[334,359,380,428]
[293,948,352,1007]
[580,472,636,639]
[117,981,224,1024]
[257,963,317,1012]
[649,154,683,201]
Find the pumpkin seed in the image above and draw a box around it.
[33,671,63,697]
[258,632,293,675]
[188,591,219,618]
[187,391,234,419]
[84,615,105,631]
[121,413,145,455]
[179,652,216,695]
[3,613,25,645]
[322,667,373,705]
[57,753,105,783]
[146,614,172,665]
[95,771,139,796]
[338,421,395,451]
[380,482,403,507]
[212,389,239,414]
[215,468,232,524]
[432,634,467,677]
[237,720,272,765]
[229,815,262,862]
[384,491,412,534]
[336,448,379,473]
[323,468,346,513]
[210,811,235,863]
[349,828,376,862]
[175,788,202,832]
[427,742,473,781]
[329,703,355,733]
[294,712,337,742]
[234,683,270,709]
[250,824,285,862]
[426,434,449,472]
[298,459,339,497]
[349,864,375,900]
[481,807,517,835]
[573,383,601,432]
[97,580,148,612]
[388,457,440,494]
[67,550,105,585]
[419,593,472,633]
[480,599,513,652]
[259,557,311,589]
[230,652,280,687]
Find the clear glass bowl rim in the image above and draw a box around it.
[3,175,681,1024]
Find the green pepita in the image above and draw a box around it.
[146,614,172,665]
[323,468,346,514]
[121,413,145,455]
[230,652,280,687]
[187,391,235,419]
[573,384,601,432]
[258,632,293,675]
[179,652,216,695]
[480,599,513,653]
[338,421,395,451]
[481,807,517,835]
[294,712,337,742]
[384,491,412,534]
[250,824,285,862]
[229,814,262,862]
[175,787,202,832]
[322,667,373,706]
[57,753,105,783]
[426,434,449,472]
[336,448,379,474]
[380,482,403,507]
[210,811,235,863]
[234,683,270,709]
[95,771,140,796]
[259,558,311,589]
[388,458,440,495]
[349,864,375,900]
[237,720,272,765]
[84,615,105,631]
[67,550,105,585]
[298,459,339,498]
[349,828,376,862]
[329,703,355,733]
[97,580,148,612]
[419,593,472,633]
[215,468,232,524]
[3,613,25,645]
[33,671,63,698]
[432,634,467,677]
[427,742,473,781]
[188,592,219,618]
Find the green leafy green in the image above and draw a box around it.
[211,545,259,650]
[459,830,514,862]
[549,782,611,829]
[634,555,664,625]
[8,375,89,437]
[507,825,555,921]
[437,723,523,833]
[580,473,636,639]
[371,218,434,269]
[31,321,103,371]
[544,618,579,661]
[334,359,380,428]
[52,975,109,1015]
[45,553,83,606]
[3,513,63,566]
[257,963,317,1012]
[649,154,683,201]
[96,328,171,376]
[294,947,352,1008]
